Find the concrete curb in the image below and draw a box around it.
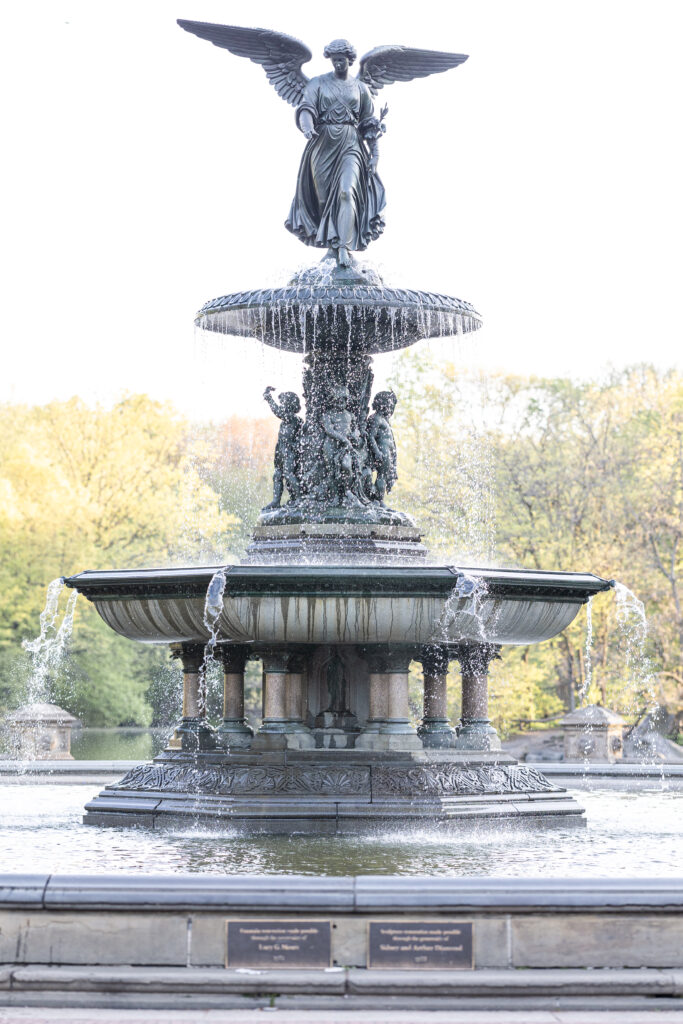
[2,874,683,912]
[0,966,682,1011]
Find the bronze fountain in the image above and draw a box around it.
[65,21,612,830]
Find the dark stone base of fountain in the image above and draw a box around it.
[245,505,427,565]
[245,524,427,565]
[83,751,585,832]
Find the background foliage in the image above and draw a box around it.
[1,364,681,733]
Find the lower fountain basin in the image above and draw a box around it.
[64,565,613,647]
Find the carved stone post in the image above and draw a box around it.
[355,648,389,750]
[378,647,421,751]
[453,643,502,751]
[418,644,456,749]
[216,645,253,750]
[167,642,217,752]
[253,648,314,751]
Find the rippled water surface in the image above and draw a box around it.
[2,783,681,876]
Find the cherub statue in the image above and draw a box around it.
[262,386,303,508]
[367,390,398,505]
[177,20,468,267]
[321,385,364,507]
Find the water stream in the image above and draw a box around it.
[199,567,228,715]
[578,596,593,706]
[434,571,492,643]
[613,581,662,760]
[21,579,78,706]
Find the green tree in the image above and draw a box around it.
[0,395,238,724]
[390,357,683,731]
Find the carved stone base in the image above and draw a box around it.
[83,752,585,832]
[418,719,458,749]
[166,718,217,752]
[245,520,428,566]
[216,719,253,750]
[455,720,502,752]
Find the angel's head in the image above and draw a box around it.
[324,39,356,77]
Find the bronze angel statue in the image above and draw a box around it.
[178,21,468,267]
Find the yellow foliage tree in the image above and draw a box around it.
[0,395,238,725]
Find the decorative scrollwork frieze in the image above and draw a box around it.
[372,764,559,797]
[115,762,370,796]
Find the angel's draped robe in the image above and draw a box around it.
[285,73,386,252]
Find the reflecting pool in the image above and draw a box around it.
[3,783,681,877]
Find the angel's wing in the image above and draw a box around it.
[358,45,468,97]
[177,21,312,107]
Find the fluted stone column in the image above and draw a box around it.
[355,649,389,750]
[167,642,217,752]
[253,648,314,751]
[377,648,421,751]
[418,644,456,749]
[216,645,253,750]
[454,643,502,751]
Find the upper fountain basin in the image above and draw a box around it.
[194,260,482,353]
[64,565,612,648]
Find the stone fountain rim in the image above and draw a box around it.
[194,283,483,351]
[196,284,481,319]
[63,564,613,604]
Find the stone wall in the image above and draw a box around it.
[1,874,682,971]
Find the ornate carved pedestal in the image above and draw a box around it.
[80,635,586,832]
[65,566,613,832]
[84,754,583,832]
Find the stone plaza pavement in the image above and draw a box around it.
[1,1008,683,1023]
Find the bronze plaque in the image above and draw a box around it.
[367,921,474,969]
[225,920,331,969]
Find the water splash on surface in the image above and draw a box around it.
[21,579,78,705]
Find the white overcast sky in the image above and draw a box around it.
[2,0,682,419]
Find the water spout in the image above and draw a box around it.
[199,567,228,714]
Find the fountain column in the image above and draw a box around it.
[167,642,217,752]
[378,648,421,751]
[355,649,389,750]
[216,645,253,749]
[453,643,502,751]
[253,648,314,751]
[418,644,457,749]
[286,654,308,729]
